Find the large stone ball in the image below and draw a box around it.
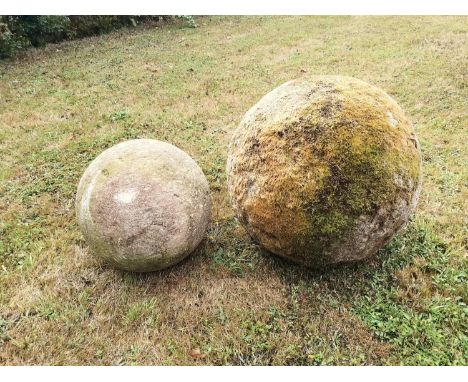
[227,76,422,268]
[76,139,211,272]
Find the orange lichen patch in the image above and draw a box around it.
[227,76,422,267]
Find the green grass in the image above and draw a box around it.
[0,16,467,365]
[353,223,467,365]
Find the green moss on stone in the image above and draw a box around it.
[227,76,422,267]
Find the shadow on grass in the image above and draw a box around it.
[254,218,465,365]
[108,216,448,303]
[94,216,466,365]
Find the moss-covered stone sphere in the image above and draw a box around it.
[76,139,211,272]
[227,76,422,268]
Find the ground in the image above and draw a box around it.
[0,16,466,365]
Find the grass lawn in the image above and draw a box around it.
[0,16,467,365]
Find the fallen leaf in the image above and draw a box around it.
[189,347,206,359]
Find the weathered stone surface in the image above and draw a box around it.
[76,139,211,272]
[227,76,422,268]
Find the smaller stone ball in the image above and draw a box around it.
[76,139,211,272]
